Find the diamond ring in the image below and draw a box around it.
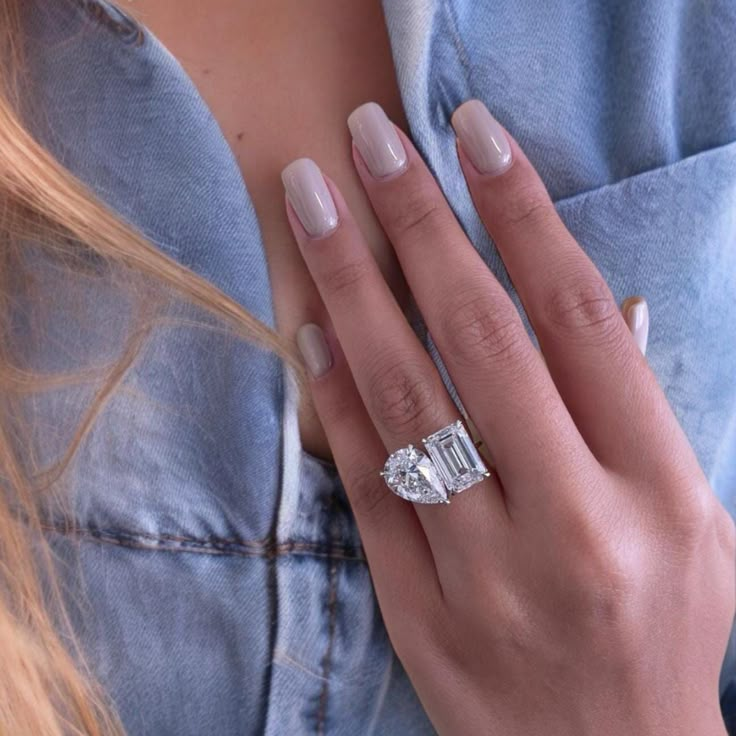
[381,420,490,504]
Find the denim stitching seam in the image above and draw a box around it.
[315,555,338,735]
[70,0,145,46]
[441,0,474,94]
[44,523,366,562]
[314,493,342,735]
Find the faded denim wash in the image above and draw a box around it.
[20,0,736,733]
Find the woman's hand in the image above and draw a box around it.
[282,100,735,735]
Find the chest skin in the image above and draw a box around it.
[129,0,409,460]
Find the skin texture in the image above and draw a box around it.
[284,104,736,734]
[131,0,408,459]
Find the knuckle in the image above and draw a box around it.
[389,185,446,241]
[495,181,554,230]
[367,357,441,437]
[571,539,638,628]
[443,289,526,367]
[667,485,716,551]
[679,493,712,538]
[561,502,639,626]
[542,274,621,342]
[320,258,371,298]
[716,509,736,556]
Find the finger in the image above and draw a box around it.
[294,322,441,619]
[282,157,508,570]
[451,99,683,474]
[346,103,594,507]
[464,296,649,490]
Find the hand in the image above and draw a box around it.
[282,100,735,735]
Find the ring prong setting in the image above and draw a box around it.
[381,421,489,504]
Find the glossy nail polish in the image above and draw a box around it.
[296,323,333,378]
[281,158,338,237]
[451,99,513,176]
[348,102,407,178]
[625,298,649,356]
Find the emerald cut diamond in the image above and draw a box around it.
[422,420,489,494]
[381,445,449,504]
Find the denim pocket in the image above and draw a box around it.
[552,140,736,491]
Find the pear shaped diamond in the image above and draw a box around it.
[381,445,449,504]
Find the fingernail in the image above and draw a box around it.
[451,99,513,176]
[296,323,333,378]
[624,298,649,355]
[281,158,339,238]
[348,102,407,178]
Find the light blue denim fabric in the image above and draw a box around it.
[21,0,736,733]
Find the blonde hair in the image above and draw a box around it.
[0,3,297,733]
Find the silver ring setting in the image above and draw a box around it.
[381,420,490,504]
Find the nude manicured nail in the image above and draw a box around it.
[624,298,649,355]
[451,99,513,176]
[296,323,333,378]
[348,102,407,178]
[282,158,338,237]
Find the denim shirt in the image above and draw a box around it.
[24,1,736,733]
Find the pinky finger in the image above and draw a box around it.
[295,322,442,615]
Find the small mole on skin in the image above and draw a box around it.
[202,68,211,75]
[236,132,244,142]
